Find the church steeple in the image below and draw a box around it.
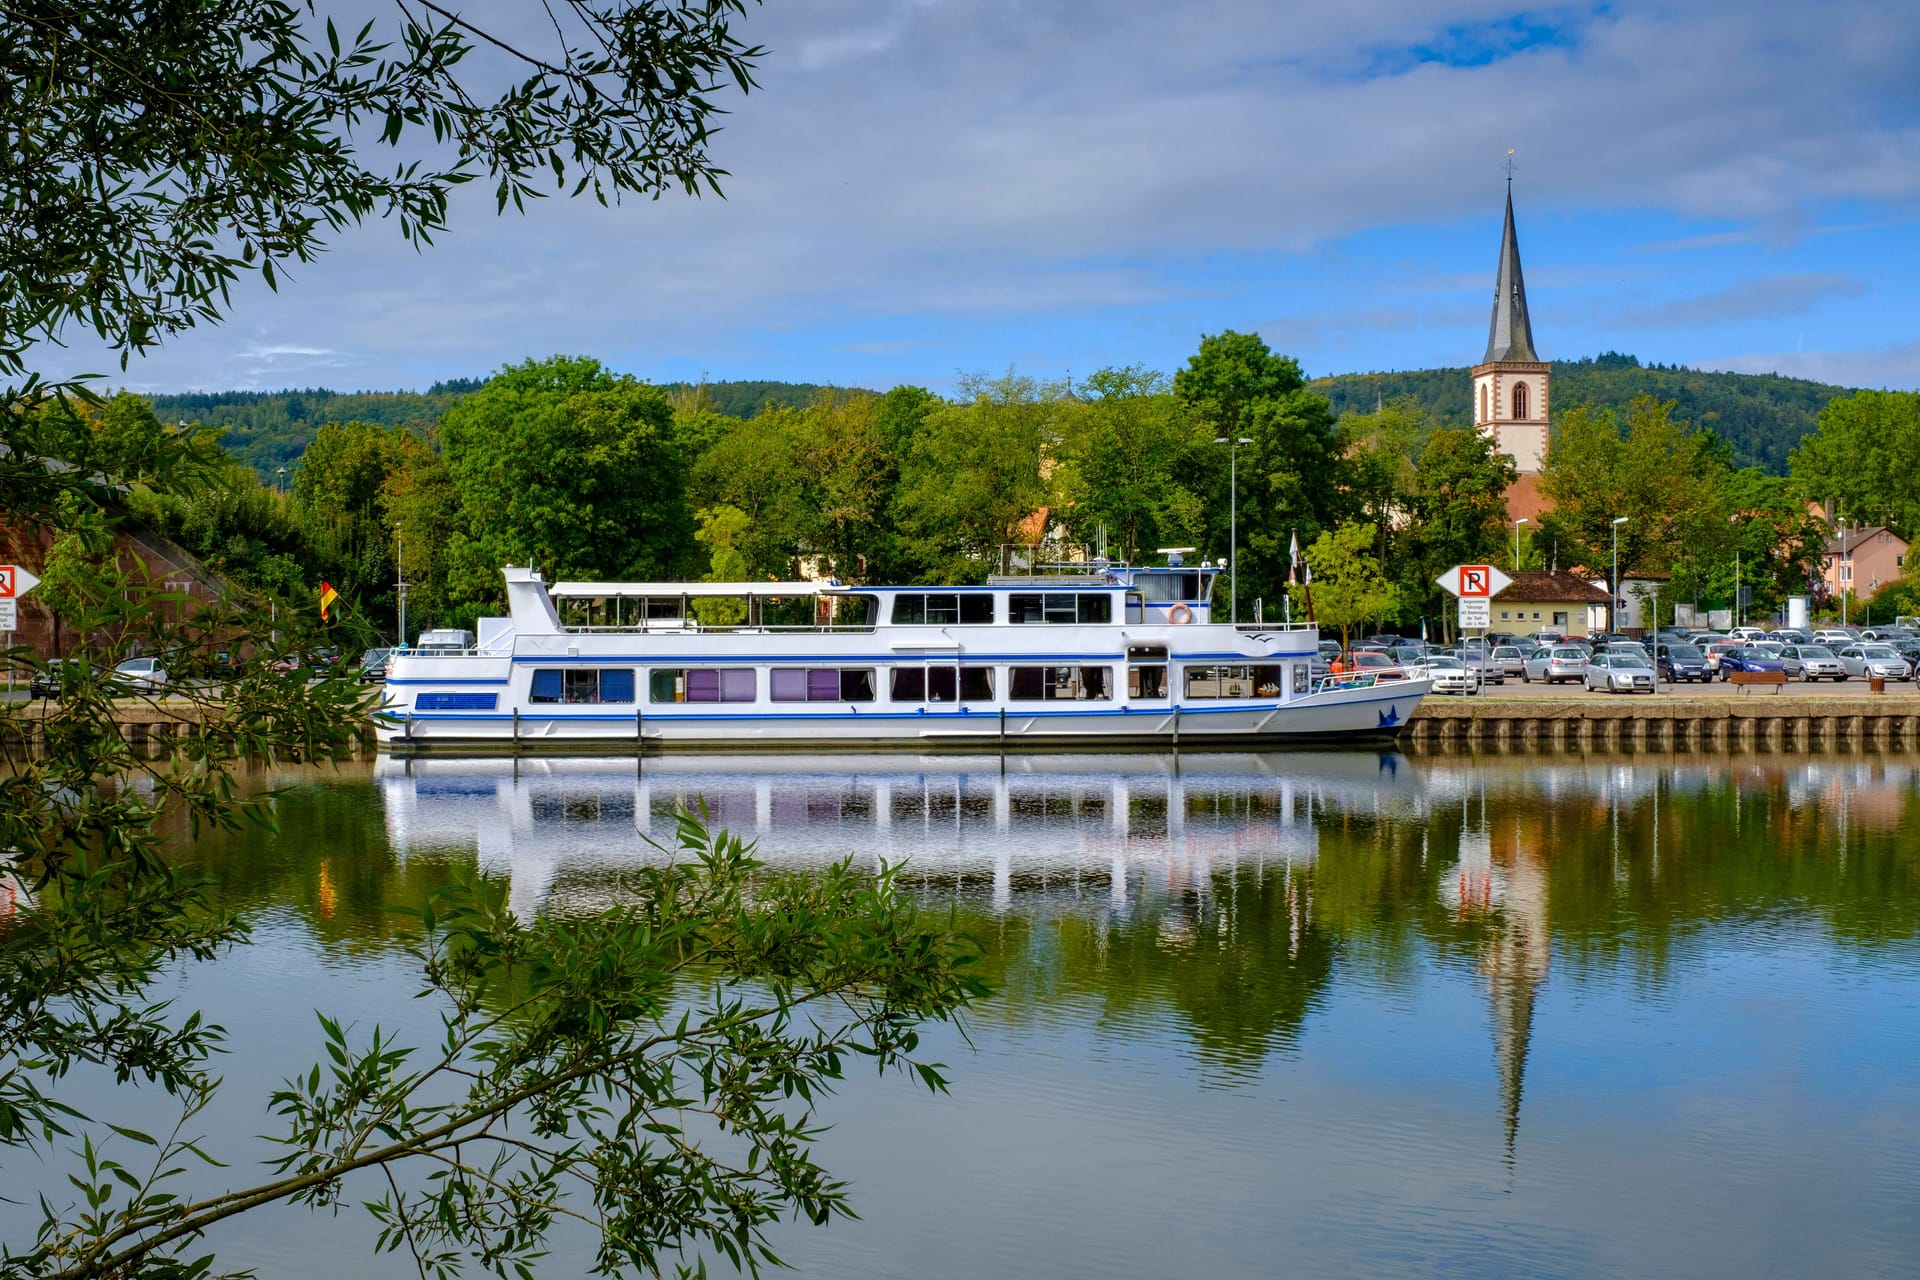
[1483,190,1538,363]
[1472,164,1549,484]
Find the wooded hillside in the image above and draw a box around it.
[1313,352,1846,473]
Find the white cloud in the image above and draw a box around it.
[28,0,1920,391]
[1702,340,1920,391]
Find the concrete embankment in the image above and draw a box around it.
[1404,693,1920,752]
[12,693,1920,757]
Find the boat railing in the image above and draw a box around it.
[1312,672,1382,694]
[558,622,880,635]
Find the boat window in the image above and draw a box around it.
[1009,665,1113,701]
[1126,592,1145,624]
[1183,664,1282,699]
[648,667,755,703]
[890,665,994,702]
[1136,573,1203,603]
[1292,664,1309,694]
[891,593,994,625]
[770,667,877,703]
[528,668,635,704]
[1008,593,1112,624]
[830,595,879,628]
[1128,665,1168,699]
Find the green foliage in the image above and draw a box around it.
[1290,523,1400,652]
[1316,353,1848,473]
[1050,368,1206,562]
[439,356,694,605]
[0,0,766,379]
[1175,332,1350,611]
[1788,390,1920,537]
[892,373,1052,582]
[1401,427,1518,633]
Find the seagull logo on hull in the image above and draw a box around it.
[1378,707,1401,728]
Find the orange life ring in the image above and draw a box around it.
[1168,603,1193,624]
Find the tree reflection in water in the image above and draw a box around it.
[169,751,1920,1156]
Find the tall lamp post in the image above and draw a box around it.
[1611,517,1629,634]
[1840,519,1853,626]
[1213,435,1253,624]
[1513,517,1529,573]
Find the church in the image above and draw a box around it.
[1471,183,1553,522]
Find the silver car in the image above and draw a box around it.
[1490,644,1530,677]
[1836,645,1913,680]
[1583,652,1655,694]
[112,657,170,691]
[1521,645,1589,685]
[1779,644,1846,681]
[1425,655,1482,694]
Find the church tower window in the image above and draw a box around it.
[1481,385,1489,422]
[1512,381,1530,420]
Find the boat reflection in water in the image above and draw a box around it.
[375,751,1422,923]
[369,750,1920,1161]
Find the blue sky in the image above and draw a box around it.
[44,0,1920,394]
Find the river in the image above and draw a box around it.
[8,750,1920,1277]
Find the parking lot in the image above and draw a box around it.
[1440,674,1918,700]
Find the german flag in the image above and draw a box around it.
[319,581,339,621]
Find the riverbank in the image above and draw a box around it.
[1405,690,1920,751]
[14,689,1920,756]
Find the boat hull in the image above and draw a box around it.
[373,680,1430,754]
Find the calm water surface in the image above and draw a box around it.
[9,750,1920,1277]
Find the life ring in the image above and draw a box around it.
[1168,604,1193,624]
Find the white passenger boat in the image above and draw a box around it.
[375,559,1430,752]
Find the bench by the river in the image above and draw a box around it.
[1729,670,1787,694]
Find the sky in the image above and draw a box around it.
[40,0,1920,395]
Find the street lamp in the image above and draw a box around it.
[1213,436,1254,624]
[276,466,287,494]
[1611,517,1629,634]
[1840,518,1853,626]
[1513,517,1528,573]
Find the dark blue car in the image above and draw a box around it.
[1656,644,1711,682]
[1718,647,1787,679]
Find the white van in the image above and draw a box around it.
[415,629,475,653]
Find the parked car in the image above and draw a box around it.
[1490,644,1531,678]
[1777,644,1846,681]
[1584,651,1655,694]
[28,659,92,700]
[1701,640,1744,674]
[1522,645,1589,684]
[1813,627,1861,647]
[1860,627,1914,643]
[356,647,393,684]
[1340,650,1406,681]
[1425,655,1482,694]
[1767,629,1812,645]
[113,657,169,691]
[1728,626,1769,643]
[1835,645,1913,680]
[1656,643,1711,682]
[1718,648,1788,680]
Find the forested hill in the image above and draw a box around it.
[150,379,861,477]
[156,355,1846,481]
[1313,353,1846,473]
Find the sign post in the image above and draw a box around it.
[1435,564,1512,698]
[1,565,43,695]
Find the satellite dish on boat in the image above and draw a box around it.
[1156,546,1197,567]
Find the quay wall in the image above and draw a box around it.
[11,695,1920,756]
[1403,694,1920,753]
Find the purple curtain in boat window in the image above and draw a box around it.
[770,669,807,701]
[807,669,840,701]
[686,669,721,702]
[720,668,756,702]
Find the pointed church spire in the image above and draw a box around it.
[1483,188,1538,364]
